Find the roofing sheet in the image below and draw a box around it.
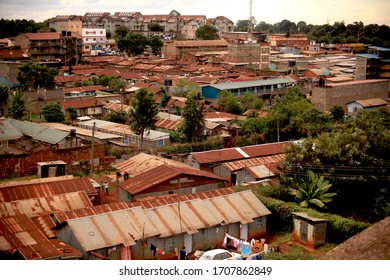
[0,177,97,203]
[65,207,160,251]
[0,175,74,188]
[355,98,388,107]
[119,164,227,195]
[191,141,291,164]
[0,191,93,218]
[245,165,274,179]
[0,214,61,259]
[209,77,295,90]
[222,154,285,172]
[114,153,191,177]
[0,119,23,140]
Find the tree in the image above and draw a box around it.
[290,170,337,209]
[67,107,77,124]
[115,26,129,39]
[0,85,9,116]
[108,77,127,94]
[9,90,26,119]
[117,32,148,56]
[17,62,58,89]
[42,103,65,123]
[105,110,128,124]
[160,90,171,109]
[128,88,158,148]
[148,23,164,31]
[179,92,205,142]
[239,92,263,112]
[330,106,344,122]
[217,90,241,114]
[148,36,164,55]
[195,25,219,40]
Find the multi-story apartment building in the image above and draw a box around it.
[208,16,235,38]
[82,28,109,55]
[48,15,83,35]
[14,32,83,64]
[83,12,124,38]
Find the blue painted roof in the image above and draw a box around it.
[206,77,295,91]
[0,76,13,87]
[369,46,390,52]
[357,54,380,59]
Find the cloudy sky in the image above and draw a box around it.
[0,0,389,26]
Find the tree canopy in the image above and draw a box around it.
[195,25,219,40]
[128,88,158,148]
[17,62,58,90]
[9,91,26,119]
[179,92,205,143]
[42,103,65,123]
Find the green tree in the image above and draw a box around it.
[67,107,77,124]
[117,32,148,56]
[241,117,266,136]
[9,90,26,119]
[108,77,127,94]
[115,26,129,39]
[148,23,164,31]
[98,75,116,88]
[290,170,337,209]
[160,90,171,109]
[128,88,158,148]
[239,92,263,112]
[17,62,58,89]
[42,103,65,122]
[0,85,9,116]
[195,25,219,40]
[148,36,164,55]
[105,110,128,124]
[330,106,344,122]
[179,92,205,142]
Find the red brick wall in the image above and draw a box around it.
[0,144,114,179]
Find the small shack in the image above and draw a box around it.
[292,212,328,250]
[37,160,66,178]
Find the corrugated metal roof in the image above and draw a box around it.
[42,122,122,140]
[9,119,69,144]
[191,141,291,164]
[0,191,93,218]
[155,118,181,130]
[0,177,97,203]
[0,214,62,259]
[114,153,191,177]
[65,207,160,251]
[222,154,285,172]
[0,119,23,140]
[245,165,274,179]
[209,77,295,90]
[119,164,227,195]
[355,98,388,108]
[0,175,74,188]
[59,99,104,109]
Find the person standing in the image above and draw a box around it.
[179,246,186,260]
[105,182,109,195]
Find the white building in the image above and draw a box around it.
[82,28,109,55]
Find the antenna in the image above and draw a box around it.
[249,0,253,34]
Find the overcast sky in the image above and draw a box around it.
[0,0,389,26]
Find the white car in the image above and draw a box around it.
[197,249,241,260]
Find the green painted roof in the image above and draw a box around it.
[0,119,23,140]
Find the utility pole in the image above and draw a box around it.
[90,122,96,173]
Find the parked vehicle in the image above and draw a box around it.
[197,249,241,260]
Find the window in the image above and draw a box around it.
[157,139,164,147]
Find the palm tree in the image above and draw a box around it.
[290,170,337,209]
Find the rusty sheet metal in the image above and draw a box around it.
[144,198,219,238]
[0,177,97,203]
[191,141,292,164]
[0,235,13,252]
[155,118,181,130]
[0,175,75,189]
[0,214,61,259]
[0,191,93,218]
[222,154,285,172]
[119,164,227,195]
[114,153,190,176]
[244,165,274,179]
[31,215,56,238]
[50,239,82,259]
[54,202,131,223]
[65,207,159,252]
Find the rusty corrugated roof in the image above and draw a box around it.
[222,154,285,172]
[0,191,93,218]
[113,153,191,177]
[0,214,61,259]
[0,177,97,203]
[191,141,291,164]
[119,164,227,195]
[0,175,75,189]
